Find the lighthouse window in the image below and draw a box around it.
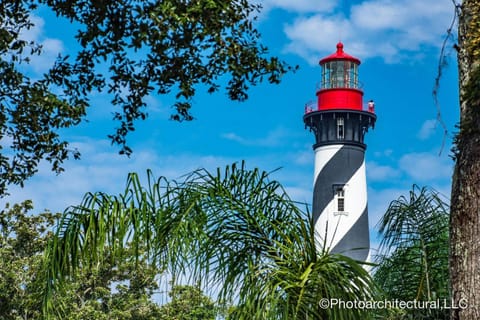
[344,62,350,88]
[351,63,359,88]
[333,62,344,87]
[337,118,345,139]
[335,187,345,212]
[324,61,347,88]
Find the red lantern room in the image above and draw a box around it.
[317,42,363,111]
[304,42,376,149]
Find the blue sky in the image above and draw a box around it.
[3,0,459,253]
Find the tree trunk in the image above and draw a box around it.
[450,1,480,319]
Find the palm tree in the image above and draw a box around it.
[43,162,376,319]
[373,185,450,319]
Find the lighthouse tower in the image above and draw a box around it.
[303,42,376,262]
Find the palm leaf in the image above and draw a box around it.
[374,184,449,319]
[43,162,376,319]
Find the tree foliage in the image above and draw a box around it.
[374,185,450,320]
[0,0,295,196]
[0,201,57,319]
[50,244,163,320]
[158,285,218,320]
[0,201,181,320]
[44,162,377,319]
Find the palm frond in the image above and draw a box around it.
[43,162,377,319]
[374,184,449,313]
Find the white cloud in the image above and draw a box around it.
[284,186,311,204]
[221,127,293,147]
[2,135,313,213]
[366,161,401,181]
[284,14,352,64]
[260,0,337,13]
[20,14,44,43]
[291,149,313,166]
[373,149,394,158]
[1,137,237,213]
[19,15,64,74]
[417,119,438,140]
[398,151,453,182]
[282,0,454,64]
[221,132,249,144]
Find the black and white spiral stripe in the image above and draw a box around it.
[312,144,370,262]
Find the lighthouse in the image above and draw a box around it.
[303,42,376,262]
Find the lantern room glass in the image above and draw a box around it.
[322,60,359,89]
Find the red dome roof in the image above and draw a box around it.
[319,42,361,65]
